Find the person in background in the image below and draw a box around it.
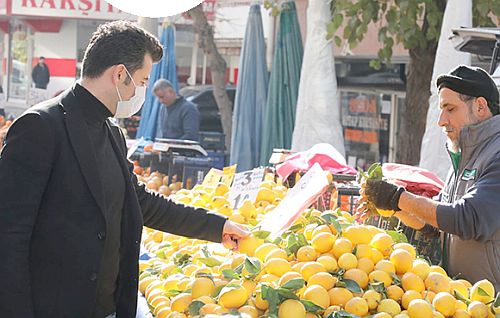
[153,78,200,141]
[361,65,500,290]
[0,21,248,318]
[31,56,50,89]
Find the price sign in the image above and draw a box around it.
[259,163,330,238]
[228,167,265,210]
[202,168,224,187]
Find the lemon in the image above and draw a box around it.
[467,301,489,318]
[377,299,401,316]
[265,248,288,261]
[170,293,192,313]
[191,277,215,299]
[303,285,330,309]
[328,287,354,307]
[344,268,369,289]
[393,242,416,259]
[432,292,457,317]
[357,257,375,274]
[390,249,413,274]
[278,271,303,286]
[369,270,393,287]
[312,232,336,253]
[338,253,358,270]
[377,208,396,217]
[265,258,292,277]
[470,279,495,304]
[308,272,337,290]
[317,255,338,272]
[387,285,405,302]
[355,244,373,259]
[278,299,306,318]
[343,225,373,245]
[254,289,269,310]
[363,289,382,310]
[402,272,426,293]
[239,305,259,318]
[370,233,394,256]
[332,237,353,259]
[345,297,369,316]
[407,299,433,318]
[425,272,451,294]
[371,247,385,264]
[453,309,472,318]
[402,290,423,309]
[218,286,248,308]
[300,262,327,281]
[238,235,263,256]
[296,245,318,262]
[410,259,431,280]
[375,259,396,274]
[449,280,469,299]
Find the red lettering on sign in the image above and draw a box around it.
[22,0,38,7]
[40,0,56,9]
[348,96,377,113]
[344,128,378,144]
[79,0,92,11]
[61,0,75,10]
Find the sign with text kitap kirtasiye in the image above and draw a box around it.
[104,0,203,17]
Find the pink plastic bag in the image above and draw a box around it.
[382,163,444,198]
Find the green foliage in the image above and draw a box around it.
[473,0,500,27]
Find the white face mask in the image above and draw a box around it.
[114,68,147,118]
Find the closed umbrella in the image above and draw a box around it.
[136,24,179,140]
[259,0,303,166]
[230,4,268,172]
[291,0,345,157]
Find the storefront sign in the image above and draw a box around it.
[10,0,135,20]
[228,167,265,210]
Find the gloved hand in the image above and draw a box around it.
[364,179,405,211]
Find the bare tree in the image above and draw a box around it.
[188,5,233,151]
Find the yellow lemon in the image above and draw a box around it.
[401,290,423,309]
[312,232,336,253]
[390,249,413,274]
[453,309,472,318]
[386,285,405,302]
[218,286,248,308]
[170,293,192,313]
[402,272,426,293]
[357,257,375,274]
[328,287,354,307]
[363,289,382,310]
[429,265,448,277]
[300,262,327,281]
[265,258,292,277]
[449,280,469,299]
[317,255,339,272]
[238,305,259,318]
[238,235,263,256]
[254,243,279,262]
[393,243,417,259]
[296,245,318,262]
[369,270,393,287]
[470,279,495,304]
[303,285,330,309]
[343,225,373,245]
[254,289,269,310]
[432,292,457,317]
[332,237,353,259]
[278,299,306,318]
[407,299,433,318]
[377,299,401,316]
[467,301,489,318]
[425,272,451,294]
[278,271,303,286]
[338,253,358,270]
[344,268,369,289]
[308,272,337,290]
[345,297,369,316]
[371,248,385,264]
[355,244,373,259]
[370,233,394,256]
[375,259,396,274]
[265,248,288,262]
[410,259,431,280]
[191,277,215,299]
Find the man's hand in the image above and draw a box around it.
[221,221,250,251]
[364,179,405,211]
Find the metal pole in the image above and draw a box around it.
[187,34,199,86]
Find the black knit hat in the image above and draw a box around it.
[436,65,499,115]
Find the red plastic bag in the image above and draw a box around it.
[382,163,444,198]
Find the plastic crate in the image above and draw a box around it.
[170,156,213,189]
[207,151,226,170]
[199,131,225,151]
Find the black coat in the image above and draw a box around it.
[0,86,227,318]
[31,64,50,89]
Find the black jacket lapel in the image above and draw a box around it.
[60,91,107,217]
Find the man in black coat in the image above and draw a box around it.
[31,56,50,89]
[0,21,248,318]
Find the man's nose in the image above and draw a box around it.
[437,109,447,127]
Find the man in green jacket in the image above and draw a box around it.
[363,65,500,290]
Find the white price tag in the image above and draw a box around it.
[228,167,265,210]
[258,163,329,238]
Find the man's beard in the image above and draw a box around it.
[447,137,460,153]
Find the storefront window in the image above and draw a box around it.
[340,91,391,170]
[8,21,30,100]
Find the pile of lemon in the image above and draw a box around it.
[138,178,499,318]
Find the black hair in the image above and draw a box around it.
[81,20,163,82]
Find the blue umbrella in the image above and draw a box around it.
[259,0,303,166]
[230,4,268,172]
[136,24,179,140]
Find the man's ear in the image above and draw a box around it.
[112,64,126,85]
[475,97,491,117]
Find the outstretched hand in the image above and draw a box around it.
[221,221,250,251]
